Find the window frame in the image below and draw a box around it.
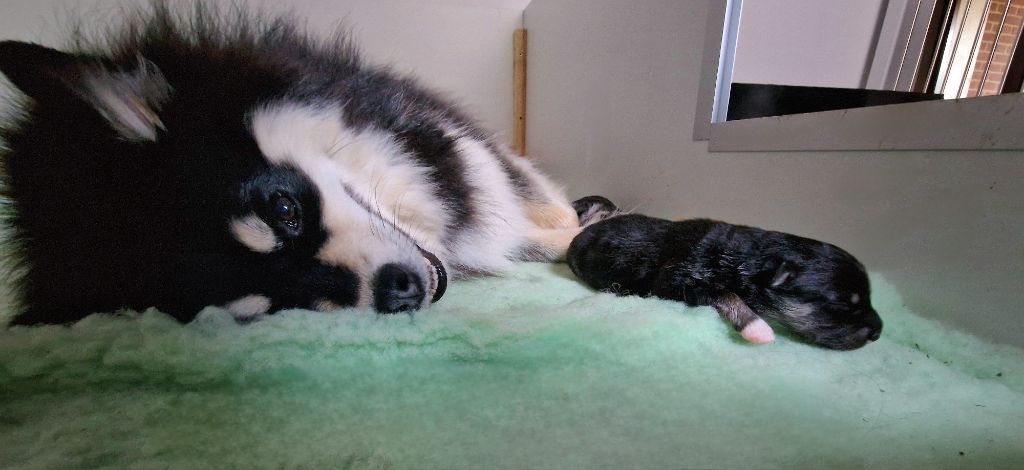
[693,0,1024,152]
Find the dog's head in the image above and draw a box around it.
[0,30,446,323]
[743,235,882,350]
[222,103,449,318]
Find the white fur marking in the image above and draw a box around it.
[443,133,529,272]
[579,204,607,225]
[741,318,776,344]
[230,215,279,253]
[850,293,860,304]
[249,104,436,308]
[224,295,271,319]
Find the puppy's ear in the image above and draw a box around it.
[746,258,798,289]
[0,41,170,141]
[769,262,792,287]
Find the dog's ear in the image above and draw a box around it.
[0,41,80,99]
[0,41,170,141]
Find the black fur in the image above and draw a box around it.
[567,214,883,350]
[0,3,551,324]
[572,195,618,226]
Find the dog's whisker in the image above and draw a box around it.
[371,176,396,242]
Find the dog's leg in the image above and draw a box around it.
[525,201,581,230]
[518,226,584,262]
[517,196,617,261]
[517,198,586,262]
[711,293,775,344]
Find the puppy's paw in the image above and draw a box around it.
[740,318,775,344]
[572,195,619,226]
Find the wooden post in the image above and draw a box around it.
[513,28,527,156]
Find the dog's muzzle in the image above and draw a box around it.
[418,246,447,303]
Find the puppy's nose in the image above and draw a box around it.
[373,263,425,313]
[863,310,883,341]
[858,326,882,342]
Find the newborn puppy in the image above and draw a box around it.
[567,214,883,350]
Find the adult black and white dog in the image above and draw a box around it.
[0,3,585,324]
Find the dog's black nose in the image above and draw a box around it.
[373,263,425,313]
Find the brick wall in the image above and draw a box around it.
[967,0,1023,96]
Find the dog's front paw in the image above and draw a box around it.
[572,195,619,226]
[740,318,775,344]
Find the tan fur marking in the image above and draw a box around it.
[224,295,271,318]
[230,215,279,253]
[526,202,579,230]
[524,226,583,261]
[314,299,343,312]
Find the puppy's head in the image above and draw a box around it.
[744,235,882,350]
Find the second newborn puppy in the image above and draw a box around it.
[567,214,883,350]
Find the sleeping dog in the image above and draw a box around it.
[0,3,585,324]
[567,209,883,350]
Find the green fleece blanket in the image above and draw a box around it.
[1,263,1022,468]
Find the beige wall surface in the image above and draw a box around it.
[732,0,887,88]
[0,0,529,137]
[525,0,1024,347]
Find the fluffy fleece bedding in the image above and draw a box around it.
[1,263,1023,468]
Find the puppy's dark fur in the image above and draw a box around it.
[567,213,883,350]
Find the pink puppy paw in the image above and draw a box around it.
[741,318,775,344]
